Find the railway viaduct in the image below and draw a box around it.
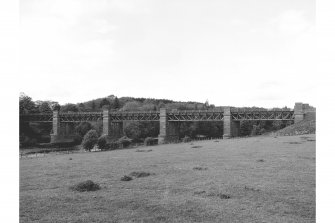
[20,102,313,144]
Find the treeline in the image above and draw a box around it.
[19,92,291,147]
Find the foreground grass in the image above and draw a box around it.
[20,134,315,223]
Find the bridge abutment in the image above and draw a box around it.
[294,102,305,123]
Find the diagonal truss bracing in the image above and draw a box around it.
[167,111,224,121]
[109,111,160,121]
[59,112,103,122]
[230,110,294,121]
[20,109,295,123]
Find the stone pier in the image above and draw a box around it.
[158,108,180,144]
[50,110,60,143]
[223,107,240,138]
[103,108,124,142]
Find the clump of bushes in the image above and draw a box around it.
[120,175,133,181]
[193,166,208,171]
[144,137,157,146]
[182,136,191,143]
[135,149,152,152]
[191,145,202,149]
[129,171,152,178]
[82,130,99,151]
[117,136,132,148]
[97,134,108,150]
[70,180,101,192]
[207,192,231,199]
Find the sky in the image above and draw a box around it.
[19,0,316,108]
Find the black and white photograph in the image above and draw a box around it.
[4,0,335,222]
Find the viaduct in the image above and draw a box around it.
[20,102,313,144]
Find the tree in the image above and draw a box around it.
[75,122,93,138]
[121,101,142,111]
[78,103,86,112]
[141,103,155,111]
[91,101,96,111]
[39,102,52,113]
[19,93,37,114]
[111,97,120,110]
[52,103,61,111]
[82,130,99,151]
[99,98,110,109]
[124,122,142,141]
[60,103,79,112]
[204,99,209,108]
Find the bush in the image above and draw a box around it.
[120,175,133,181]
[75,122,93,138]
[105,142,119,150]
[250,125,259,136]
[182,136,191,143]
[82,130,99,151]
[129,171,152,178]
[144,137,157,146]
[117,136,132,148]
[259,128,266,135]
[97,134,108,150]
[70,180,100,192]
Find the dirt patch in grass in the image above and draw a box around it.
[193,190,231,199]
[121,175,133,181]
[193,191,206,195]
[129,171,153,178]
[257,159,265,162]
[207,192,231,199]
[244,186,260,192]
[70,180,101,192]
[135,149,152,152]
[191,146,202,148]
[193,166,208,171]
[285,142,302,144]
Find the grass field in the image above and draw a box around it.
[20,134,315,223]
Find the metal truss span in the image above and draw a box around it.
[20,109,295,123]
[59,112,103,122]
[110,111,160,121]
[230,110,294,121]
[167,110,224,121]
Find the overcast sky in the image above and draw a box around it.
[19,0,315,108]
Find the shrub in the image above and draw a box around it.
[75,122,93,138]
[117,136,132,148]
[144,137,157,146]
[129,171,152,178]
[70,180,100,192]
[97,134,108,150]
[259,128,266,135]
[182,136,191,143]
[251,125,261,136]
[120,175,133,181]
[105,142,119,150]
[82,130,99,151]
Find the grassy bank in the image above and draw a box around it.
[20,134,315,222]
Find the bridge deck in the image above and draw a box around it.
[20,109,294,122]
